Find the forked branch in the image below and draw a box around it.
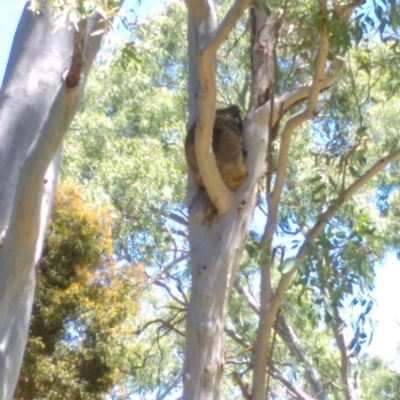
[273,69,338,125]
[195,0,252,214]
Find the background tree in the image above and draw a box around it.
[361,357,400,400]
[14,182,144,400]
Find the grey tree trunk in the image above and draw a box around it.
[0,4,104,399]
[182,0,273,397]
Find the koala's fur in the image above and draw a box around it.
[185,105,248,190]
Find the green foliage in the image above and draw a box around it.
[29,0,124,32]
[361,357,400,400]
[58,5,190,395]
[14,182,144,400]
[62,3,189,266]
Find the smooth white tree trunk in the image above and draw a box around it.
[182,0,274,396]
[0,4,104,398]
[183,111,270,398]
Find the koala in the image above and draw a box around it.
[185,105,248,190]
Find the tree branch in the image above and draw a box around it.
[232,371,251,400]
[156,371,183,400]
[135,316,185,338]
[251,6,330,399]
[149,254,189,287]
[234,280,260,314]
[195,0,251,214]
[154,279,187,306]
[204,0,252,54]
[270,366,315,400]
[272,146,400,335]
[267,8,330,239]
[301,146,400,255]
[273,71,338,125]
[330,305,352,400]
[278,317,329,400]
[334,0,366,21]
[168,212,188,227]
[225,327,250,348]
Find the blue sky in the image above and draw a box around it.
[0,2,24,84]
[1,0,400,374]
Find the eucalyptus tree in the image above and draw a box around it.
[0,2,123,399]
[182,0,400,399]
[64,11,400,397]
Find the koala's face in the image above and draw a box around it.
[218,105,243,132]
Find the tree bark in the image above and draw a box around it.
[0,4,104,399]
